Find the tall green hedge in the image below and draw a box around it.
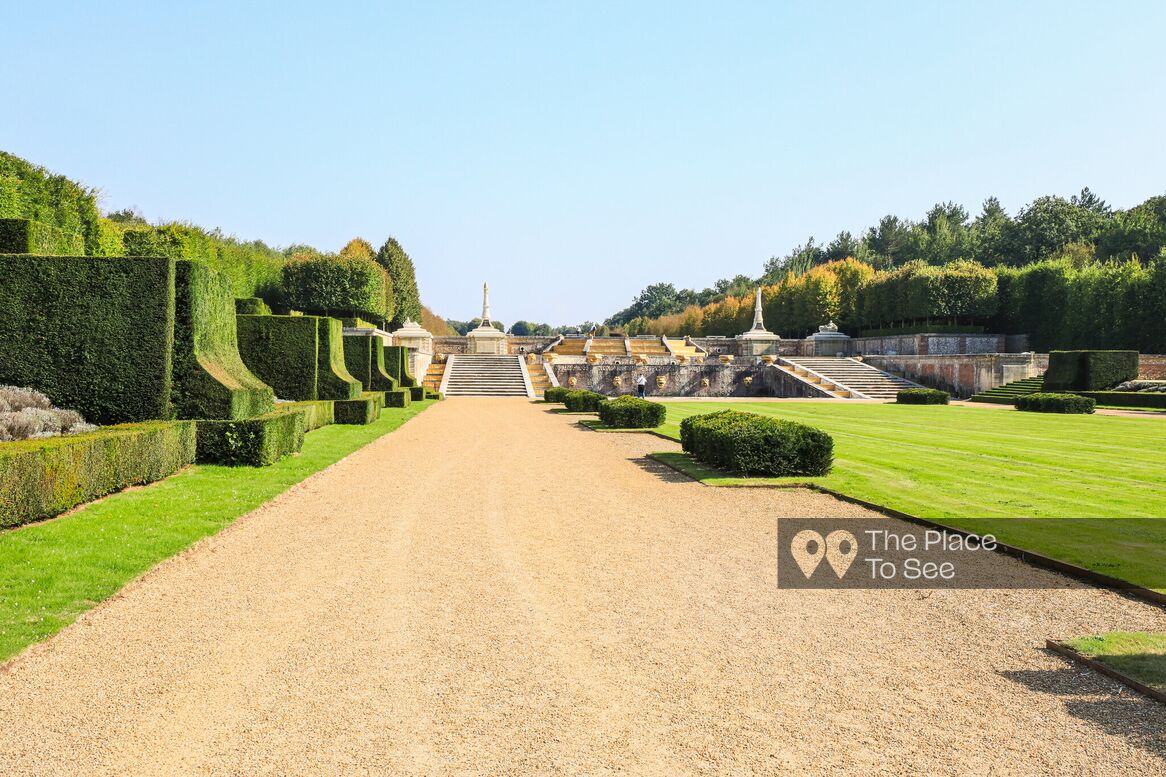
[383,345,417,387]
[196,410,305,466]
[172,260,274,420]
[0,421,196,528]
[0,219,85,255]
[123,222,285,299]
[1045,351,1139,391]
[237,315,361,402]
[282,254,390,323]
[0,151,102,255]
[0,255,175,424]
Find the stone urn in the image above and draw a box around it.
[586,353,603,365]
[655,375,667,389]
[743,375,754,387]
[719,354,735,365]
[526,352,538,364]
[612,376,623,388]
[700,377,710,388]
[567,376,578,387]
[761,354,777,365]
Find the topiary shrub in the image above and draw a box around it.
[0,421,196,527]
[564,390,605,412]
[172,260,274,420]
[544,386,570,403]
[1016,392,1096,414]
[334,395,381,425]
[896,388,950,405]
[0,254,176,424]
[598,396,665,428]
[384,388,411,408]
[383,345,417,387]
[679,409,833,476]
[0,219,84,255]
[274,400,334,431]
[1074,391,1166,409]
[235,297,272,315]
[281,253,389,323]
[237,315,361,402]
[343,333,400,394]
[1045,351,1139,391]
[196,410,305,466]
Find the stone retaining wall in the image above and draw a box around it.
[846,333,1022,356]
[1140,355,1166,379]
[864,353,1045,398]
[550,363,772,398]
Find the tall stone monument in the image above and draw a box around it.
[467,282,508,355]
[736,286,781,358]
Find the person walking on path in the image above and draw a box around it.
[636,374,648,398]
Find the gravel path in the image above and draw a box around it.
[1,398,1164,775]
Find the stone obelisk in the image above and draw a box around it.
[737,286,780,355]
[468,281,507,354]
[481,282,491,326]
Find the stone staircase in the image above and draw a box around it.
[967,376,1045,405]
[527,362,553,397]
[629,337,668,356]
[779,357,922,400]
[422,361,446,393]
[442,354,530,397]
[667,338,700,358]
[551,338,588,355]
[589,338,628,356]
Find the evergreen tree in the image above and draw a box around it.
[376,237,422,329]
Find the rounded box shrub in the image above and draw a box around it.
[281,253,390,323]
[543,386,570,403]
[1016,392,1096,414]
[598,396,665,428]
[897,388,950,405]
[679,409,833,477]
[563,390,605,412]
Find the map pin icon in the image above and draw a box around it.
[825,530,858,578]
[790,530,826,578]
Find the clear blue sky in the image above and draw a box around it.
[4,1,1165,325]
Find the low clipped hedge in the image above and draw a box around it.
[275,399,334,431]
[564,390,606,412]
[1015,392,1096,414]
[384,388,411,408]
[407,386,426,402]
[196,410,305,466]
[0,219,85,255]
[0,421,196,527]
[598,396,665,428]
[1074,391,1166,410]
[334,395,381,425]
[544,386,570,403]
[425,390,443,401]
[1045,351,1139,392]
[896,388,950,405]
[680,410,833,477]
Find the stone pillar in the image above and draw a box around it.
[390,319,435,382]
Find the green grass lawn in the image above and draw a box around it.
[650,401,1166,591]
[0,400,432,663]
[1061,632,1166,693]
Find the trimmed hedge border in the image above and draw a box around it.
[1045,351,1139,392]
[564,390,606,412]
[544,386,570,403]
[425,390,443,401]
[1074,391,1166,410]
[407,386,426,402]
[195,410,305,466]
[897,388,950,405]
[384,345,417,388]
[334,395,381,425]
[384,389,412,408]
[598,396,665,428]
[1016,392,1096,414]
[238,315,362,402]
[0,421,196,527]
[680,409,834,477]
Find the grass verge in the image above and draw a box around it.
[1053,632,1166,700]
[645,401,1166,592]
[0,400,433,663]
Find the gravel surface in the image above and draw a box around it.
[1,398,1164,775]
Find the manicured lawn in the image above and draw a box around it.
[651,401,1166,591]
[1061,632,1166,693]
[0,401,432,663]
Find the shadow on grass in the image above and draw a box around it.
[1000,666,1166,759]
[629,454,698,485]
